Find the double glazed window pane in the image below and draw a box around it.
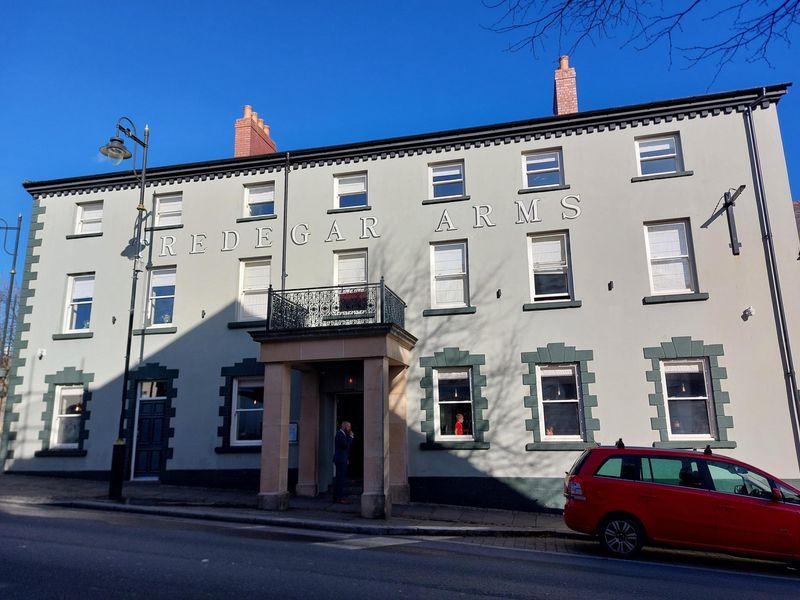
[337,174,367,208]
[664,361,713,437]
[433,243,467,307]
[530,235,570,299]
[150,269,176,325]
[140,380,167,398]
[68,275,94,330]
[437,369,472,437]
[53,387,83,447]
[77,202,103,234]
[431,163,464,198]
[646,222,695,294]
[540,366,581,437]
[247,184,275,216]
[156,195,182,226]
[337,253,367,286]
[234,380,264,442]
[638,136,679,175]
[525,151,562,188]
[240,261,270,320]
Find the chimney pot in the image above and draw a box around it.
[243,105,252,118]
[559,55,570,70]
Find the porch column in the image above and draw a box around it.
[295,368,320,497]
[258,362,292,510]
[362,356,391,519]
[388,365,409,504]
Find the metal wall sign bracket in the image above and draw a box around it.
[700,184,745,256]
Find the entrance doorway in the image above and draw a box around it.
[335,393,363,479]
[132,380,168,479]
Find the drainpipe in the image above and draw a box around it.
[743,89,800,464]
[281,152,290,291]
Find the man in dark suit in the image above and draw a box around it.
[333,420,354,503]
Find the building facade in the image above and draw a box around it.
[3,73,799,517]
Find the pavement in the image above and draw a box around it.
[0,472,579,538]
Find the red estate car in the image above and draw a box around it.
[563,443,800,562]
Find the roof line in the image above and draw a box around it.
[23,83,790,196]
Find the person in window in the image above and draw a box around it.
[454,413,465,436]
[545,425,555,436]
[333,421,354,504]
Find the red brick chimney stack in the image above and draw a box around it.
[553,56,578,116]
[234,105,278,157]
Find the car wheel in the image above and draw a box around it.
[598,514,645,558]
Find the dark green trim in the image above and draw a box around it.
[146,224,184,231]
[421,195,471,205]
[423,306,477,317]
[214,445,261,454]
[419,347,490,446]
[419,442,490,450]
[643,292,709,304]
[65,232,102,240]
[521,343,599,447]
[526,442,595,451]
[523,300,582,311]
[38,367,95,454]
[124,363,179,478]
[517,184,570,194]
[631,170,694,183]
[228,320,267,330]
[327,206,372,214]
[643,336,735,447]
[236,214,277,223]
[653,441,737,449]
[34,449,87,457]
[218,358,264,450]
[133,326,177,335]
[52,332,94,340]
[1,200,43,460]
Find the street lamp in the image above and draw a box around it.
[0,214,22,359]
[100,117,149,500]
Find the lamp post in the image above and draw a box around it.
[100,117,149,500]
[0,214,22,360]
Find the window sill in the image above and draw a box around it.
[643,292,709,305]
[526,442,594,451]
[228,320,267,330]
[517,184,570,194]
[653,440,737,450]
[422,195,471,205]
[52,332,94,340]
[66,232,102,240]
[35,449,87,457]
[236,214,277,223]
[523,300,582,311]
[422,306,477,317]
[215,445,262,454]
[631,170,694,183]
[420,441,490,451]
[327,206,372,214]
[146,224,184,232]
[133,326,178,335]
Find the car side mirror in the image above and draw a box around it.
[771,488,783,502]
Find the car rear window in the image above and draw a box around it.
[568,449,592,476]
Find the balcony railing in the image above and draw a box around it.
[267,277,406,331]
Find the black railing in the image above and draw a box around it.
[266,277,406,331]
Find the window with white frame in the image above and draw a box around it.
[662,359,715,439]
[523,150,563,188]
[147,267,176,326]
[335,250,368,312]
[232,377,264,445]
[335,173,368,209]
[75,201,103,234]
[433,367,473,439]
[238,260,270,321]
[537,364,583,439]
[244,183,275,217]
[430,241,469,308]
[154,193,182,227]
[430,162,465,199]
[50,385,84,449]
[636,134,683,176]
[645,221,698,295]
[64,274,94,331]
[528,232,572,301]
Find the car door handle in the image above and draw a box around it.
[718,504,736,511]
[640,493,657,500]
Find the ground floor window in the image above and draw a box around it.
[433,367,473,440]
[661,359,715,439]
[50,385,84,449]
[232,377,264,445]
[537,364,583,440]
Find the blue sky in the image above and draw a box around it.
[0,1,797,276]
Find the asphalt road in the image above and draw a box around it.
[0,503,797,599]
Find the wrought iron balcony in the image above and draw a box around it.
[266,277,406,331]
